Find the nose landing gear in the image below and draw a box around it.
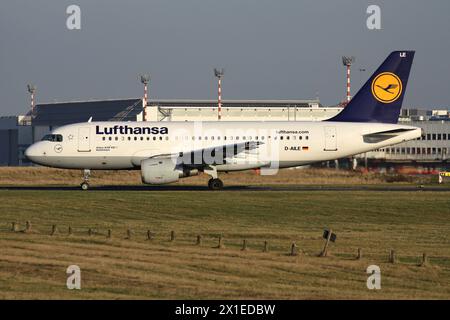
[80,169,91,190]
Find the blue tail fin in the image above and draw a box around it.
[327,51,415,123]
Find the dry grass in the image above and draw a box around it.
[0,166,435,186]
[0,189,449,299]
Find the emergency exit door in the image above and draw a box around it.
[324,126,337,151]
[78,127,91,152]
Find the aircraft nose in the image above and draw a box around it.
[25,143,44,163]
[24,144,36,161]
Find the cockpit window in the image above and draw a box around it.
[41,134,63,142]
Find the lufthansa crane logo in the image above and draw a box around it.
[371,72,402,103]
[54,144,63,153]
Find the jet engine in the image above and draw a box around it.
[141,158,198,184]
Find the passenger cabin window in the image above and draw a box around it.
[41,134,63,142]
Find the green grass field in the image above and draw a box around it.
[0,188,449,299]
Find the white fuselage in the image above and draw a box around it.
[25,121,421,171]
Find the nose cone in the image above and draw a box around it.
[25,143,43,164]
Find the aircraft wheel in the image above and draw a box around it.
[208,178,223,190]
[80,182,90,191]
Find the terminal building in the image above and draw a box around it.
[1,97,449,172]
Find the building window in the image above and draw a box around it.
[426,134,431,140]
[134,137,137,141]
[432,134,436,140]
[417,148,421,155]
[432,148,436,154]
[102,137,106,141]
[438,134,442,140]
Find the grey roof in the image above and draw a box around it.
[32,99,142,126]
[148,99,322,108]
[31,98,325,126]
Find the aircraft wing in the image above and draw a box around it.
[149,141,265,168]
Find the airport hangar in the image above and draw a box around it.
[0,98,449,172]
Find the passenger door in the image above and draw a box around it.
[78,127,91,152]
[324,126,337,151]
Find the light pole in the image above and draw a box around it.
[342,56,355,103]
[140,74,150,121]
[214,68,224,121]
[27,84,36,115]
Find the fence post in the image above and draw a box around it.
[389,249,396,264]
[107,229,112,239]
[421,253,428,266]
[290,242,298,256]
[196,235,202,246]
[126,229,132,239]
[25,221,32,233]
[68,226,73,236]
[320,229,332,257]
[357,248,362,260]
[146,230,154,240]
[51,225,58,236]
[217,235,224,249]
[263,241,269,252]
[11,222,18,232]
[170,231,175,242]
[241,239,248,251]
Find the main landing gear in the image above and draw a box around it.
[80,169,91,190]
[204,167,224,190]
[208,178,224,190]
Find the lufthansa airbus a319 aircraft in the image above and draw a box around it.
[25,51,421,190]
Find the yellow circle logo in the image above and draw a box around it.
[371,72,402,103]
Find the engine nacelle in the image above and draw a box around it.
[141,158,198,185]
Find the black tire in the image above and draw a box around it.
[208,178,223,190]
[81,182,90,191]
